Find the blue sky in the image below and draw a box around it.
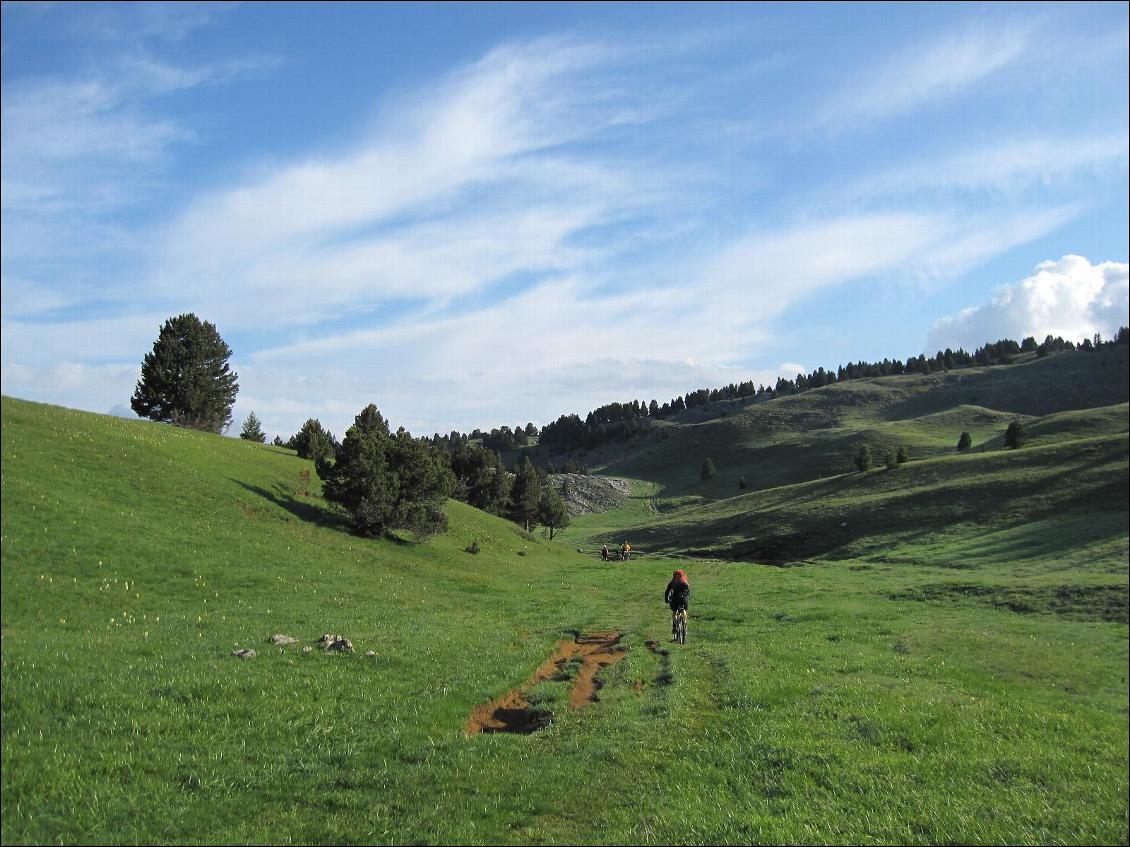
[2,2,1127,441]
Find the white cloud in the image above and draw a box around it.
[928,255,1130,351]
[235,208,1029,437]
[1,50,281,216]
[820,26,1029,127]
[2,22,1112,439]
[148,38,653,329]
[909,206,1082,281]
[0,313,166,367]
[841,136,1129,201]
[0,276,76,319]
[0,361,143,417]
[699,213,944,316]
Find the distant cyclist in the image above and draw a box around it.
[664,568,690,640]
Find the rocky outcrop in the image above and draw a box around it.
[547,474,630,517]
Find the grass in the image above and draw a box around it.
[3,358,1129,846]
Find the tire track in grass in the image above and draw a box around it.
[465,631,627,735]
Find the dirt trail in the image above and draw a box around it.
[466,631,627,736]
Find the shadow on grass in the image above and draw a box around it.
[888,582,1129,623]
[645,639,674,685]
[233,480,350,532]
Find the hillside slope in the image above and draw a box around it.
[567,347,1128,504]
[615,427,1127,569]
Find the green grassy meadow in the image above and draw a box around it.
[2,348,1128,845]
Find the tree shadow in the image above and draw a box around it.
[232,480,350,531]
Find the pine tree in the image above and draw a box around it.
[1004,420,1025,450]
[538,486,570,539]
[451,444,511,516]
[701,458,716,480]
[318,404,454,539]
[291,418,335,463]
[509,456,542,532]
[896,445,910,464]
[239,411,266,442]
[853,445,873,472]
[957,431,973,451]
[130,313,238,433]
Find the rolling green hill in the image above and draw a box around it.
[566,347,1128,508]
[587,414,1128,566]
[3,345,1128,846]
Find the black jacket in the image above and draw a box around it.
[665,579,690,608]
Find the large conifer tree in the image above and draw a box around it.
[131,314,239,433]
[318,404,454,539]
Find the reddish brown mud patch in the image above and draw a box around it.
[466,631,627,736]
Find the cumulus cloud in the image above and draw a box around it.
[927,255,1130,351]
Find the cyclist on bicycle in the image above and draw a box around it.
[664,568,690,639]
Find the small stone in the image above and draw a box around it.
[318,633,355,653]
[365,650,375,658]
[232,648,256,659]
[269,633,298,645]
[301,646,312,654]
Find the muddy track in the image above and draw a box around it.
[466,631,627,736]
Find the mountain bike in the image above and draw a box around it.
[672,607,687,644]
